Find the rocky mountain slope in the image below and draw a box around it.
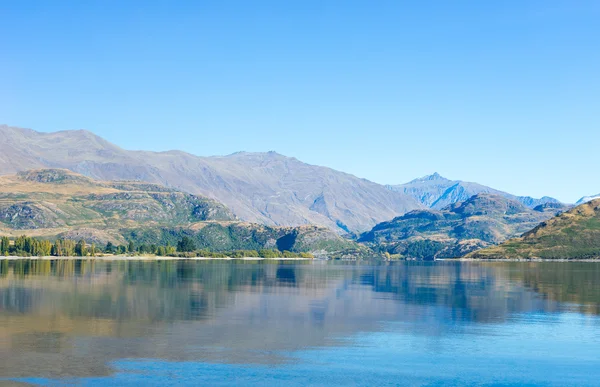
[0,125,421,233]
[0,169,357,254]
[468,199,600,260]
[388,172,560,210]
[0,169,235,229]
[358,194,569,259]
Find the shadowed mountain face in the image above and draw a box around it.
[359,194,570,259]
[470,198,600,259]
[0,125,421,233]
[388,172,560,210]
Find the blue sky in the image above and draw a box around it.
[1,0,599,202]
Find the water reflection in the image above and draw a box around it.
[0,259,599,381]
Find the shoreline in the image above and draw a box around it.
[453,258,600,262]
[0,255,314,261]
[2,256,600,262]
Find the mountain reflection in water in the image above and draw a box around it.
[0,260,599,384]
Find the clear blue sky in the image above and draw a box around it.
[1,0,599,202]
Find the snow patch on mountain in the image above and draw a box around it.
[576,194,600,205]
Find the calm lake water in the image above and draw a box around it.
[0,259,599,386]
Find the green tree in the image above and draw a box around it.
[37,240,52,256]
[165,245,176,256]
[75,240,87,256]
[1,236,10,255]
[405,240,443,260]
[23,237,33,254]
[14,236,26,252]
[258,249,281,258]
[177,237,196,252]
[62,239,76,256]
[52,239,62,256]
[128,240,135,254]
[105,241,114,254]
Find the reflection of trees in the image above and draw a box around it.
[1,260,597,325]
[0,260,310,322]
[504,262,600,315]
[276,264,297,285]
[0,259,599,380]
[348,262,558,323]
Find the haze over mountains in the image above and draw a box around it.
[388,172,560,210]
[0,125,568,234]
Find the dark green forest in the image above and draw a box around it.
[0,235,314,259]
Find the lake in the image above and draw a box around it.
[0,259,599,386]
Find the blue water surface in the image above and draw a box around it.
[1,260,599,386]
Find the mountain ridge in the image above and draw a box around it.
[0,125,422,233]
[388,172,561,210]
[1,125,566,235]
[359,193,569,259]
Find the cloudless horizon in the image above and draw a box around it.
[1,0,599,203]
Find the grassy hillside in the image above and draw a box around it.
[359,194,568,259]
[468,199,600,259]
[0,169,360,255]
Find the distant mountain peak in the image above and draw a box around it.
[409,172,451,184]
[388,171,561,211]
[225,150,285,158]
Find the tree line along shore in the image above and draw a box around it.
[0,235,314,259]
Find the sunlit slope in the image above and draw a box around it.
[469,199,600,259]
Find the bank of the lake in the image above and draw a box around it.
[457,257,600,262]
[0,255,313,261]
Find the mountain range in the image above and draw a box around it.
[0,169,356,254]
[0,125,421,234]
[0,125,569,235]
[359,194,570,259]
[387,172,560,209]
[2,124,599,260]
